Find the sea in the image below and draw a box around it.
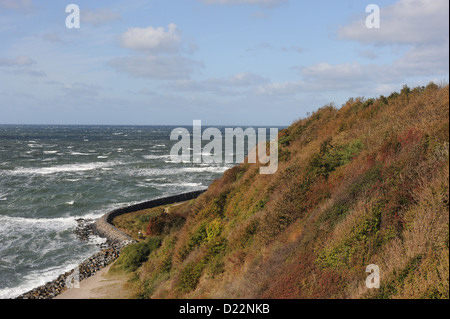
[0,125,242,299]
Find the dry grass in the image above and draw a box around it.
[115,83,449,299]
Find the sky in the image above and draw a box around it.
[0,0,448,126]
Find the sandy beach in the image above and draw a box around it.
[54,263,132,299]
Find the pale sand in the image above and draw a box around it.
[54,263,133,299]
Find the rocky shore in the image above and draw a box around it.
[15,219,134,300]
[14,190,206,299]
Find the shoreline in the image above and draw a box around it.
[14,189,206,300]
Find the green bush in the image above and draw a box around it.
[178,261,205,292]
[206,219,223,242]
[113,237,162,273]
[307,139,363,178]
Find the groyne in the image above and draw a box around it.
[93,189,207,243]
[15,189,206,299]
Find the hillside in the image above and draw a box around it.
[112,83,449,299]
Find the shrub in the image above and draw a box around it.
[316,205,382,270]
[178,261,205,292]
[113,237,162,273]
[307,139,363,178]
[146,213,185,236]
[206,219,223,242]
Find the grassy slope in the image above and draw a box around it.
[113,83,449,299]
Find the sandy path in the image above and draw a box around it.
[54,264,133,299]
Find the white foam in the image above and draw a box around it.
[0,215,78,233]
[27,144,42,148]
[182,166,230,173]
[143,154,171,160]
[43,151,58,155]
[65,178,81,182]
[97,156,108,159]
[11,162,116,176]
[0,262,77,299]
[70,152,90,156]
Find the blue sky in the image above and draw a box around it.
[0,0,448,125]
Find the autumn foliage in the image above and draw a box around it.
[114,83,449,299]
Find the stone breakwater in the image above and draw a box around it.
[15,240,130,299]
[14,189,206,299]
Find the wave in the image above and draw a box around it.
[137,181,202,189]
[0,262,81,299]
[0,210,106,236]
[69,152,91,156]
[27,144,42,148]
[0,215,78,232]
[142,154,171,160]
[9,162,118,176]
[182,166,230,173]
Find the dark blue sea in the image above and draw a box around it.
[0,125,234,298]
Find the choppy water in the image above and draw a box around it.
[0,125,233,299]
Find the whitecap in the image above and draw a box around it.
[0,215,78,233]
[182,166,230,173]
[11,162,116,176]
[70,152,90,156]
[27,144,42,148]
[142,154,171,160]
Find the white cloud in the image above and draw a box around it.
[316,0,450,96]
[338,0,449,45]
[257,46,449,97]
[392,41,449,76]
[112,23,200,80]
[120,23,181,53]
[82,8,121,27]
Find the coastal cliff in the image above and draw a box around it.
[112,84,449,299]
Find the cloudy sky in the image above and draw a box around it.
[0,0,448,125]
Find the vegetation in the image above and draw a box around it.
[113,83,449,299]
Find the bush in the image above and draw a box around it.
[307,139,362,178]
[146,213,185,236]
[178,261,205,292]
[112,237,162,273]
